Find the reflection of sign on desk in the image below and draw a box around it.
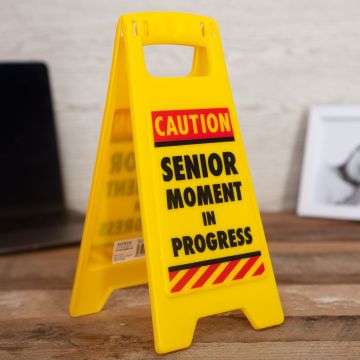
[70,12,283,354]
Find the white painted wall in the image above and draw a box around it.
[1,0,360,212]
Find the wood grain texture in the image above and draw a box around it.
[0,213,359,359]
[1,1,360,211]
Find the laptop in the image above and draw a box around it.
[0,62,84,254]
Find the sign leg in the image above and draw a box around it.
[153,308,197,354]
[242,288,284,330]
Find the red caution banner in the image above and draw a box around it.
[152,108,234,147]
[168,251,265,293]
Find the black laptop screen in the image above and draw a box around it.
[0,63,64,218]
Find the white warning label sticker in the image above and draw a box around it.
[112,237,145,264]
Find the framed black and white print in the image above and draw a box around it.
[298,106,360,220]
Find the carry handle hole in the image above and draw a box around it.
[132,21,137,36]
[143,45,196,77]
[200,23,205,37]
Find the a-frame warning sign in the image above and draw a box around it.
[70,12,284,354]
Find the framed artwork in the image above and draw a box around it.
[297,106,360,220]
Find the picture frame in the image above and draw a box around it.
[297,106,360,220]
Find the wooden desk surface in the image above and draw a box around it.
[1,213,360,359]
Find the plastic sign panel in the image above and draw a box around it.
[70,12,284,354]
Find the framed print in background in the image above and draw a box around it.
[297,106,360,220]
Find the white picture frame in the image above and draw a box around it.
[297,106,360,220]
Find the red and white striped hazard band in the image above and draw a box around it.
[168,251,265,293]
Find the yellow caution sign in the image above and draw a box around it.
[70,12,284,354]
